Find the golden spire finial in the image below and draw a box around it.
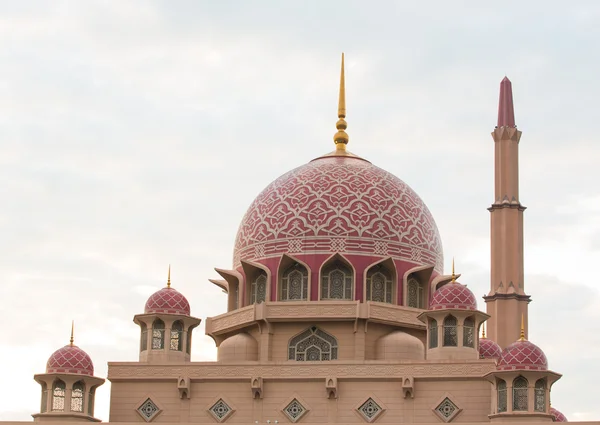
[333,53,349,149]
[167,264,171,288]
[482,322,486,339]
[451,257,456,283]
[519,314,526,341]
[70,320,74,346]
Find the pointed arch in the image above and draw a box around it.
[288,326,338,361]
[216,268,244,311]
[241,260,271,305]
[51,379,66,411]
[152,318,165,349]
[497,379,507,413]
[534,378,546,412]
[170,320,184,351]
[403,265,433,308]
[512,376,528,411]
[319,253,354,301]
[463,316,475,348]
[443,315,458,346]
[71,381,85,412]
[278,254,310,301]
[364,257,396,304]
[429,318,438,348]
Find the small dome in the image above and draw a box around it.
[479,337,502,359]
[46,345,94,376]
[375,331,425,360]
[145,287,190,316]
[550,407,568,422]
[218,333,258,362]
[497,339,548,371]
[430,282,478,310]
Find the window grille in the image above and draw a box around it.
[71,381,84,412]
[250,273,267,304]
[152,319,165,350]
[321,261,353,300]
[512,376,528,411]
[170,321,183,351]
[497,379,507,413]
[51,380,66,412]
[281,263,308,301]
[366,266,392,303]
[429,319,438,348]
[407,277,424,308]
[288,326,338,361]
[463,317,475,347]
[443,315,458,346]
[535,379,546,412]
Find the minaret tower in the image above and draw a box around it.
[484,77,531,348]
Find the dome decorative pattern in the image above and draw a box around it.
[497,340,548,371]
[234,156,443,271]
[46,345,94,376]
[430,282,478,310]
[145,287,191,316]
[478,338,502,359]
[550,407,568,422]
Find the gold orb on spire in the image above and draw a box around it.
[451,257,457,283]
[167,264,171,288]
[70,320,75,346]
[333,53,349,149]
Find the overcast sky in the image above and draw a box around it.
[1,1,599,422]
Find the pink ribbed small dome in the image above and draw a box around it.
[497,339,548,371]
[46,345,94,376]
[145,287,191,316]
[479,337,502,359]
[550,407,568,422]
[430,282,477,310]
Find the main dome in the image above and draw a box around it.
[234,155,443,272]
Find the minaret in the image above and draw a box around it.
[484,77,531,349]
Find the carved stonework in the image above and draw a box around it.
[325,377,338,399]
[177,376,190,399]
[402,376,414,399]
[251,377,263,399]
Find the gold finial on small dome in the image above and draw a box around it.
[333,53,349,149]
[167,264,171,288]
[70,320,74,346]
[519,314,526,341]
[451,257,456,283]
[482,323,486,339]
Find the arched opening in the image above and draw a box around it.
[170,320,184,351]
[443,315,458,346]
[51,380,66,412]
[497,379,507,413]
[71,381,85,412]
[40,382,48,413]
[321,257,353,300]
[288,326,338,361]
[280,262,308,301]
[250,272,267,304]
[535,378,546,412]
[140,322,148,352]
[152,319,165,350]
[429,318,438,348]
[463,317,475,348]
[512,376,528,411]
[366,264,393,303]
[407,276,425,308]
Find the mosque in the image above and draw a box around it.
[14,55,589,424]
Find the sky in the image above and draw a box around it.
[1,0,599,421]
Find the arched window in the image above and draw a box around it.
[40,382,48,413]
[140,322,148,352]
[429,319,438,348]
[463,317,475,348]
[288,326,338,361]
[443,315,458,346]
[71,381,85,412]
[186,329,192,355]
[51,380,66,411]
[407,277,425,308]
[152,319,165,350]
[250,273,267,304]
[88,388,95,416]
[512,376,528,411]
[280,263,308,301]
[321,260,353,300]
[497,379,507,413]
[366,265,393,303]
[170,321,184,351]
[535,379,546,412]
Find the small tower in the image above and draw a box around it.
[134,266,201,363]
[32,323,104,422]
[418,261,489,360]
[485,317,561,421]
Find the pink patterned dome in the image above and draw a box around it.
[479,337,502,359]
[497,339,548,371]
[145,287,191,316]
[430,282,478,310]
[233,155,443,272]
[46,344,94,376]
[550,407,568,422]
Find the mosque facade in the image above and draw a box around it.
[11,55,593,424]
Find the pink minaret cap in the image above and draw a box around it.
[497,76,516,127]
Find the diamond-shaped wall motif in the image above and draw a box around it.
[208,398,234,422]
[358,398,384,422]
[434,397,460,422]
[137,398,160,422]
[283,398,307,423]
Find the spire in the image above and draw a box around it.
[482,322,486,339]
[451,257,456,283]
[518,314,526,341]
[167,264,171,288]
[497,76,516,127]
[70,320,74,346]
[333,53,349,149]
